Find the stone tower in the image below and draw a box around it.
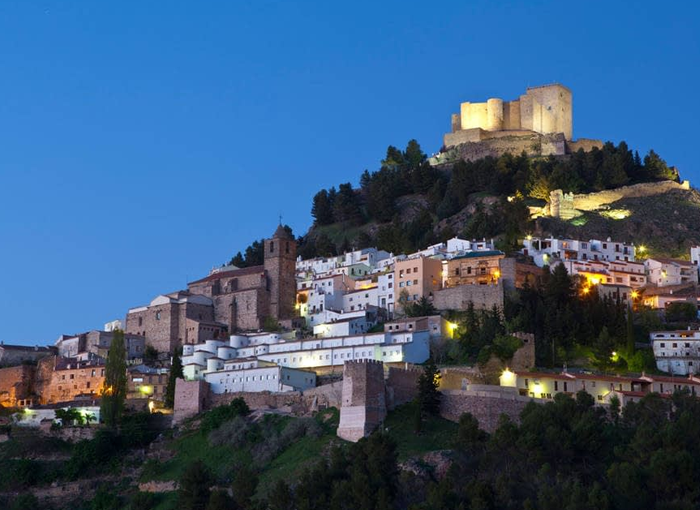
[264,225,297,321]
[337,360,387,442]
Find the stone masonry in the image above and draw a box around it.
[432,283,504,311]
[337,360,387,442]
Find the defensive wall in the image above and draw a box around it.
[172,378,344,425]
[432,283,503,311]
[0,364,34,407]
[439,387,529,433]
[548,180,691,219]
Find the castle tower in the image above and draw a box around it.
[264,225,297,321]
[337,360,387,442]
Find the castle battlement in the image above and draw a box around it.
[445,83,573,148]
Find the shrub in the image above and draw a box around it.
[200,398,251,434]
[208,416,251,448]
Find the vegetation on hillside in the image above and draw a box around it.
[433,264,659,372]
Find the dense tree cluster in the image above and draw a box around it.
[438,265,655,371]
[415,390,700,510]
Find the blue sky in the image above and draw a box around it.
[1,1,698,344]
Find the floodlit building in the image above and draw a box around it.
[395,256,443,304]
[444,250,505,287]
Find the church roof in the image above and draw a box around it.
[272,224,294,240]
[188,265,265,285]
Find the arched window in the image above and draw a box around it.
[270,241,275,253]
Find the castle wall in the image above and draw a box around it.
[432,283,504,311]
[443,131,567,158]
[460,102,489,131]
[439,389,529,432]
[386,366,421,408]
[502,100,521,130]
[0,365,34,406]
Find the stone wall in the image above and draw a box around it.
[442,132,567,161]
[548,180,691,219]
[0,365,34,406]
[573,180,690,211]
[386,366,421,409]
[439,388,529,432]
[432,284,503,311]
[566,138,603,153]
[173,378,344,425]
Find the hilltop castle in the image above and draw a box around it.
[440,83,601,160]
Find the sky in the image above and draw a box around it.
[0,0,698,345]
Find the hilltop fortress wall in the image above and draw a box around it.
[549,180,691,219]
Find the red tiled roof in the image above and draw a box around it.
[188,265,265,285]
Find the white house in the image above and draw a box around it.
[645,258,699,287]
[522,236,636,267]
[652,329,700,375]
[203,360,316,394]
[313,316,369,338]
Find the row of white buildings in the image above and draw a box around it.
[522,236,700,309]
[180,318,440,394]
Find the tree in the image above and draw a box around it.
[205,490,232,510]
[232,465,258,509]
[178,461,213,510]
[164,347,183,409]
[666,302,697,323]
[101,329,128,427]
[311,189,335,225]
[403,296,438,318]
[417,358,441,418]
[267,479,293,510]
[143,345,159,366]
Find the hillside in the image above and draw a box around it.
[537,187,700,257]
[223,139,694,266]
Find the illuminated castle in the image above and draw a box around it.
[444,84,574,149]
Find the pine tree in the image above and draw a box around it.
[164,347,183,409]
[100,329,128,427]
[417,358,441,417]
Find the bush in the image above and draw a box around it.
[665,302,697,323]
[200,398,251,434]
[251,417,323,465]
[208,416,251,448]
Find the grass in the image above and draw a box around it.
[141,429,250,483]
[383,401,458,461]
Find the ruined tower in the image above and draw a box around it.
[264,225,297,321]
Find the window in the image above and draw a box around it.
[156,311,161,320]
[407,268,411,274]
[270,241,274,252]
[413,279,418,285]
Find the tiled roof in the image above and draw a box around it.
[452,250,505,260]
[188,265,265,285]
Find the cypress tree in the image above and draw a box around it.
[101,329,128,427]
[164,347,183,409]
